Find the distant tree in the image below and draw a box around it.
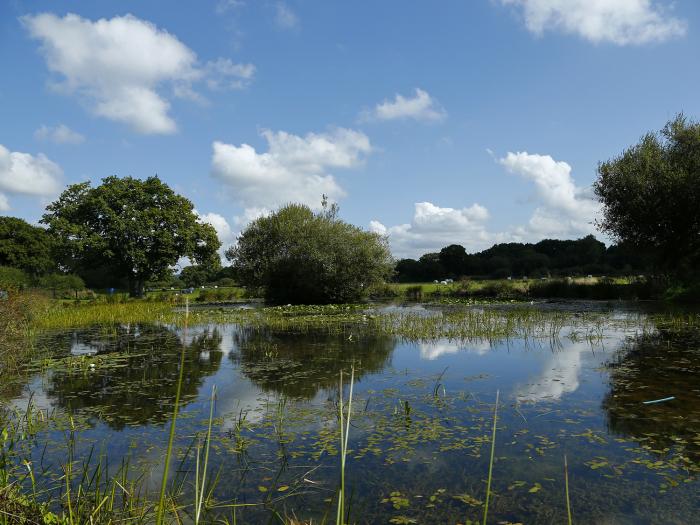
[0,216,55,276]
[227,202,393,304]
[417,253,444,281]
[179,261,221,288]
[439,244,467,278]
[595,115,700,280]
[394,259,423,282]
[38,274,85,298]
[42,176,221,297]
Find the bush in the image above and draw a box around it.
[0,266,30,291]
[227,203,393,304]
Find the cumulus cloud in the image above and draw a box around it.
[501,0,686,45]
[0,144,63,210]
[275,2,300,30]
[498,151,600,239]
[371,151,601,258]
[366,88,446,122]
[369,202,496,258]
[23,13,254,134]
[198,211,237,259]
[34,124,85,144]
[211,127,371,217]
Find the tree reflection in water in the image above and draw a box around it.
[230,327,395,398]
[42,324,223,429]
[603,326,700,463]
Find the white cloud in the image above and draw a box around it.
[216,0,246,14]
[34,124,85,144]
[211,127,371,218]
[502,0,686,45]
[275,3,300,30]
[204,58,256,90]
[370,202,496,258]
[367,88,446,122]
[23,13,254,134]
[499,151,600,239]
[198,211,237,258]
[0,144,62,210]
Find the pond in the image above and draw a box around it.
[2,302,700,524]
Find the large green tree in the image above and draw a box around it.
[226,203,393,304]
[42,176,221,297]
[0,216,55,276]
[594,115,700,281]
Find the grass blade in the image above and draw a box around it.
[482,389,499,525]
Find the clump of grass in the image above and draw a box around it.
[34,301,173,330]
[404,285,423,301]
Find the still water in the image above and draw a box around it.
[4,303,700,524]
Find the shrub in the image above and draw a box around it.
[226,203,393,304]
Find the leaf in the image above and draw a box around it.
[528,482,542,493]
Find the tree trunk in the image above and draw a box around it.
[128,276,145,298]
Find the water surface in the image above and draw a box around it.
[3,302,700,524]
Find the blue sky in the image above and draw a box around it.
[1,0,699,258]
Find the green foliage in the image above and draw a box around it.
[0,216,55,276]
[0,266,30,290]
[38,274,85,293]
[41,176,221,297]
[227,203,393,304]
[595,114,700,282]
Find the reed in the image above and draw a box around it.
[564,455,572,525]
[156,298,189,525]
[482,389,499,525]
[195,385,217,524]
[336,365,355,525]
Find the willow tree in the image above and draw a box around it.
[42,176,220,297]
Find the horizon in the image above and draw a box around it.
[2,1,699,259]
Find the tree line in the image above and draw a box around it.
[394,235,650,282]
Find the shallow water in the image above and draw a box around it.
[3,302,700,524]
